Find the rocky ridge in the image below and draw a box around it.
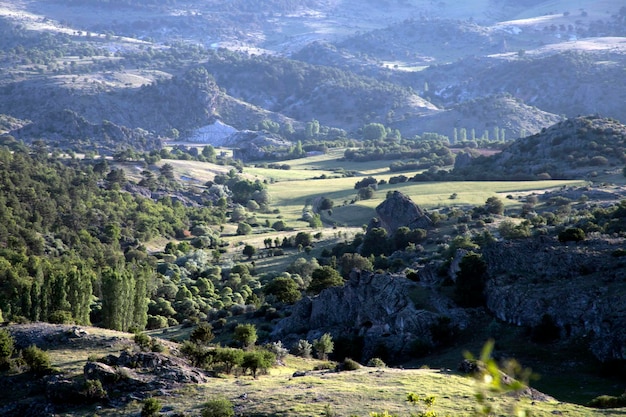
[272,269,467,361]
[482,236,626,362]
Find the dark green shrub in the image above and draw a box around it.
[202,397,234,417]
[342,358,361,371]
[264,277,302,304]
[409,339,432,358]
[454,252,488,307]
[333,335,363,362]
[151,341,166,353]
[48,310,74,324]
[134,332,152,351]
[147,315,169,330]
[22,345,52,374]
[0,329,14,369]
[291,339,312,359]
[313,361,335,370]
[588,394,626,409]
[430,316,458,347]
[190,322,215,346]
[180,341,213,368]
[611,248,626,257]
[83,379,108,401]
[233,323,257,349]
[558,227,586,243]
[214,348,244,374]
[242,350,276,378]
[366,357,386,368]
[141,397,163,417]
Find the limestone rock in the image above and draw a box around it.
[482,237,626,362]
[370,191,432,234]
[272,270,447,361]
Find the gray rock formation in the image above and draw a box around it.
[482,237,626,362]
[370,191,432,234]
[272,270,453,361]
[229,130,293,161]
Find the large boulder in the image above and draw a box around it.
[370,191,432,234]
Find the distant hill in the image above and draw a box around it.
[454,115,626,180]
[390,93,563,140]
[414,50,626,123]
[201,51,438,132]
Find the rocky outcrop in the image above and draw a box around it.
[370,191,432,234]
[94,351,211,386]
[272,270,463,361]
[482,237,626,362]
[230,131,293,161]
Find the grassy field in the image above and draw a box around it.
[91,353,614,417]
[151,151,588,236]
[270,178,587,227]
[5,323,621,417]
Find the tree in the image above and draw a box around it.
[305,120,320,138]
[558,227,586,243]
[214,348,244,374]
[362,123,387,141]
[292,339,312,358]
[272,220,288,231]
[484,196,504,215]
[243,244,256,259]
[319,197,334,210]
[242,350,276,378]
[361,227,389,257]
[105,168,126,188]
[233,323,258,349]
[338,253,373,278]
[264,277,301,303]
[159,163,175,180]
[393,227,427,251]
[190,322,215,345]
[294,231,312,247]
[237,222,252,235]
[454,252,488,308]
[0,329,14,369]
[313,333,334,360]
[202,145,217,162]
[308,266,343,294]
[100,267,134,331]
[354,176,377,189]
[358,186,375,200]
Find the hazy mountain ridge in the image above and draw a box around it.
[1,0,624,149]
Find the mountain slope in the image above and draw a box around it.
[455,115,626,179]
[391,94,563,139]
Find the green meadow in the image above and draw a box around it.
[159,151,587,229]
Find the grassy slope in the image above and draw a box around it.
[32,331,615,417]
